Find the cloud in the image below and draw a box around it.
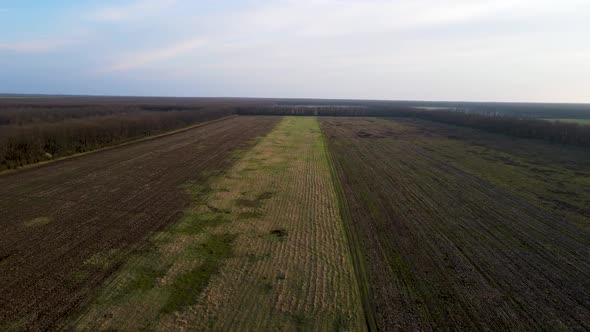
[91,0,177,22]
[229,0,583,38]
[3,0,589,102]
[0,40,72,53]
[106,38,206,71]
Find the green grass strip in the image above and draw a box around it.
[320,119,378,331]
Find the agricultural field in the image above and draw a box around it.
[321,117,590,330]
[71,116,364,330]
[1,102,589,331]
[0,116,279,330]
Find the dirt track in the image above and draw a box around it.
[0,116,279,330]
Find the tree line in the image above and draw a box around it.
[2,100,588,171]
[237,106,590,147]
[0,105,232,170]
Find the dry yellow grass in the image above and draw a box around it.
[72,116,364,331]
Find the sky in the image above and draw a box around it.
[0,0,589,102]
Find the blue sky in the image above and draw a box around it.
[1,0,589,102]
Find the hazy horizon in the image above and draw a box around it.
[3,93,590,106]
[1,0,589,103]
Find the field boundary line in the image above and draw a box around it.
[0,115,239,177]
[320,120,377,332]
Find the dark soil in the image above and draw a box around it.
[321,117,590,331]
[0,116,279,331]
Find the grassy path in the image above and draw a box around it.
[72,116,364,330]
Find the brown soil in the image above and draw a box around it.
[0,116,279,331]
[320,117,590,330]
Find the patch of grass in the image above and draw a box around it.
[163,233,236,313]
[258,191,273,200]
[83,249,120,268]
[234,191,274,208]
[269,228,288,241]
[109,247,169,301]
[292,312,309,331]
[234,198,261,208]
[122,262,168,294]
[206,203,231,214]
[238,167,258,175]
[332,312,351,332]
[24,216,51,227]
[238,211,264,219]
[260,282,273,293]
[259,161,289,172]
[0,319,26,331]
[245,253,270,263]
[174,211,229,235]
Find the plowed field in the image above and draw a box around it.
[0,116,279,330]
[321,117,590,330]
[3,113,589,331]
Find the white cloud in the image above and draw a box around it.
[211,0,589,50]
[91,0,177,22]
[228,0,557,38]
[0,39,72,53]
[106,38,206,71]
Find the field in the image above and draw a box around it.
[1,97,590,331]
[321,117,590,330]
[71,116,363,330]
[0,116,279,330]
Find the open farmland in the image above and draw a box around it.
[321,117,590,330]
[72,116,364,330]
[0,116,279,330]
[1,101,590,331]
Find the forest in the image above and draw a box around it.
[0,99,237,170]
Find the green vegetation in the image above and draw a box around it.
[23,217,51,227]
[163,233,236,313]
[268,228,288,241]
[543,118,590,125]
